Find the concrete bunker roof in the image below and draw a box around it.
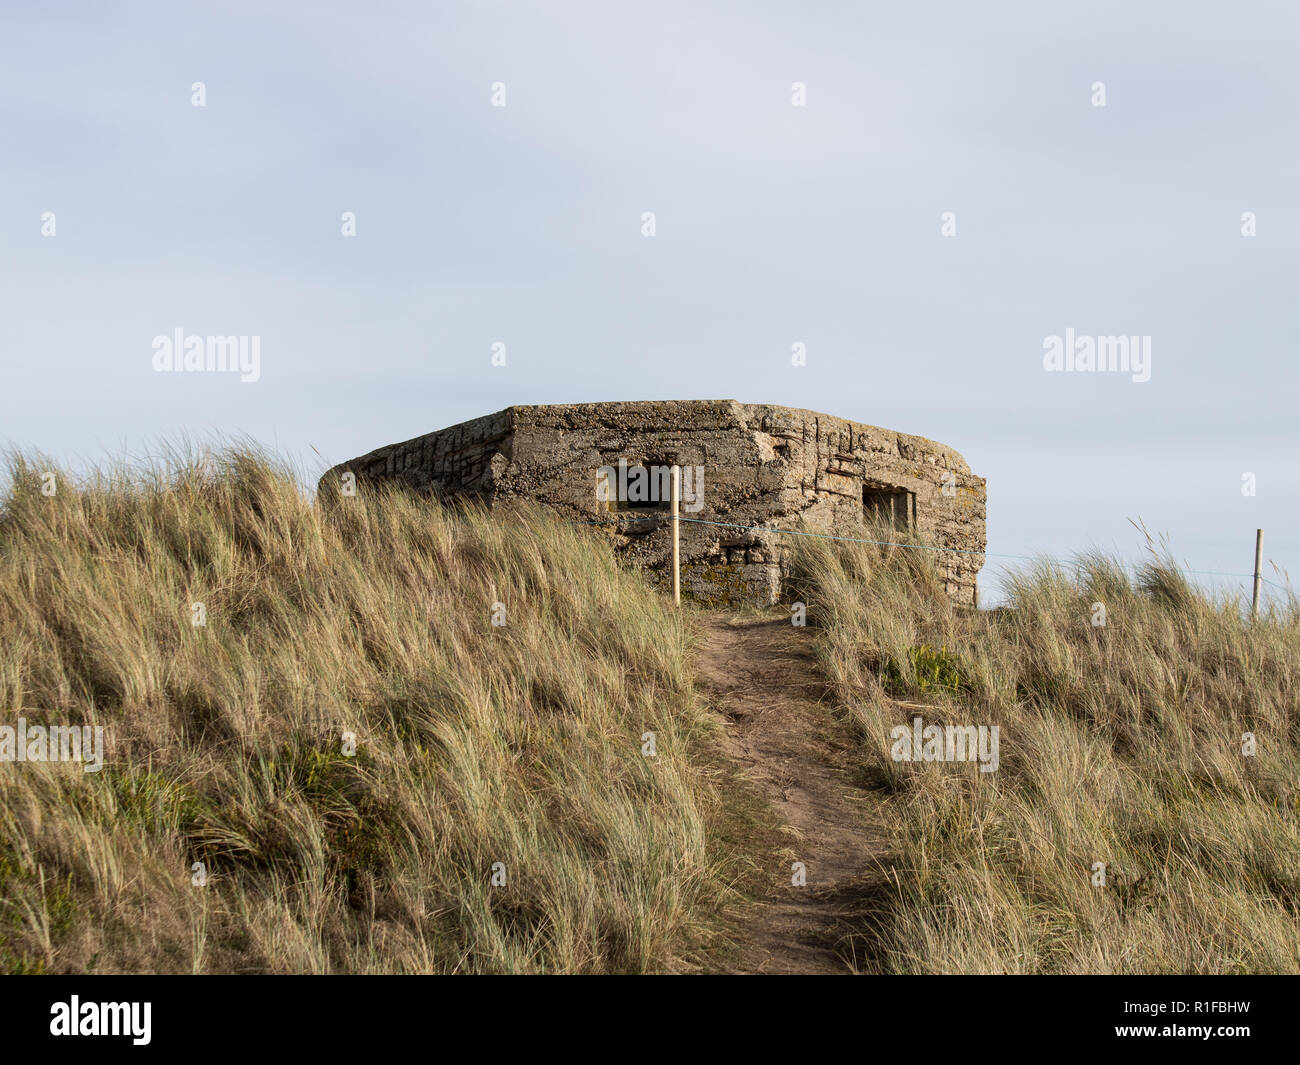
[350,400,973,475]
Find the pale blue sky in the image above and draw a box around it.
[2,0,1296,602]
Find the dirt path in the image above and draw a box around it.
[696,609,891,974]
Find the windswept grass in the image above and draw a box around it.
[0,445,751,973]
[790,529,1300,973]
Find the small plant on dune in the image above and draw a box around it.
[880,644,971,699]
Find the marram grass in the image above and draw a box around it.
[6,443,1294,974]
[0,445,752,974]
[789,532,1300,974]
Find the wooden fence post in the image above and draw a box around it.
[671,465,681,606]
[1252,528,1263,619]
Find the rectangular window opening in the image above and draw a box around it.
[597,461,674,513]
[863,484,914,530]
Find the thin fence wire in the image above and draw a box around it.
[574,513,1293,595]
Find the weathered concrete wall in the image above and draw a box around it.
[320,400,986,606]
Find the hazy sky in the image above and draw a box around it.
[2,0,1295,603]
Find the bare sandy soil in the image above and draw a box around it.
[695,609,893,974]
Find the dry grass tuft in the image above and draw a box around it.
[0,444,749,974]
[789,528,1300,973]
